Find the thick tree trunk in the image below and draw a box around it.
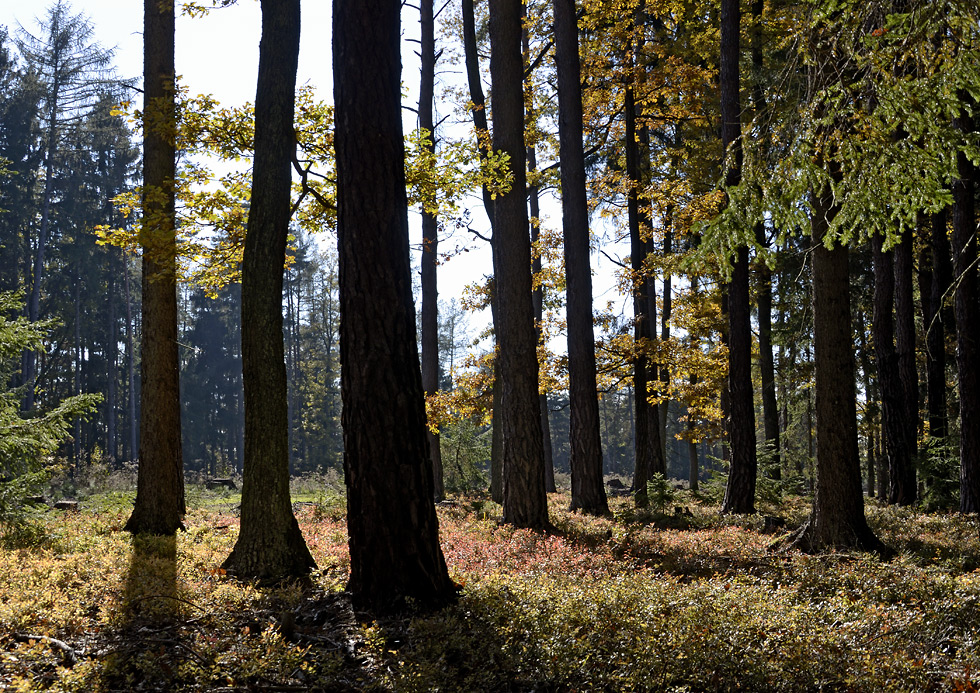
[223,0,314,581]
[952,99,980,513]
[720,0,757,514]
[334,0,457,610]
[419,0,443,501]
[489,0,550,529]
[554,0,607,516]
[126,0,184,535]
[783,189,884,553]
[872,233,916,506]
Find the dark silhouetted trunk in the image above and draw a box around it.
[872,233,916,506]
[126,0,184,536]
[488,0,549,528]
[952,97,980,513]
[894,226,918,492]
[223,0,315,581]
[720,0,756,514]
[784,187,884,553]
[554,0,607,515]
[921,209,952,443]
[334,0,457,610]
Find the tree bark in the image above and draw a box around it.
[872,233,916,506]
[921,209,952,443]
[488,0,550,529]
[553,0,607,515]
[334,0,457,610]
[222,0,314,581]
[782,188,885,553]
[952,97,980,513]
[720,0,757,514]
[125,0,184,536]
[894,226,919,495]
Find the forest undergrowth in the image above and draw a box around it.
[1,484,979,692]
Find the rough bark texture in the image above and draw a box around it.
[554,0,607,516]
[419,0,443,501]
[872,233,916,506]
[334,0,457,611]
[783,190,884,554]
[720,0,757,514]
[489,0,550,529]
[125,0,184,536]
[223,0,315,581]
[952,100,980,513]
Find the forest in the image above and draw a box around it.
[0,0,979,689]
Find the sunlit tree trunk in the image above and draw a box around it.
[489,0,549,529]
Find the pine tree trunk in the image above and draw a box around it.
[894,227,919,495]
[921,209,952,443]
[952,98,980,513]
[720,0,757,514]
[783,187,884,553]
[489,0,549,529]
[872,233,916,506]
[554,0,607,516]
[222,0,314,581]
[125,0,184,535]
[334,0,457,610]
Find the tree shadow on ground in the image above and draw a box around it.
[98,533,192,690]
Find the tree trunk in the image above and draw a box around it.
[872,233,916,506]
[222,0,314,581]
[921,209,952,442]
[488,0,549,529]
[420,0,443,501]
[125,0,184,535]
[461,0,503,499]
[528,145,556,493]
[334,0,457,610]
[554,0,607,516]
[783,188,885,553]
[720,0,757,514]
[894,226,919,492]
[625,49,664,507]
[952,97,980,513]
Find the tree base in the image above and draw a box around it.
[771,517,894,559]
[222,518,316,586]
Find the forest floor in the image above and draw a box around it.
[1,478,979,692]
